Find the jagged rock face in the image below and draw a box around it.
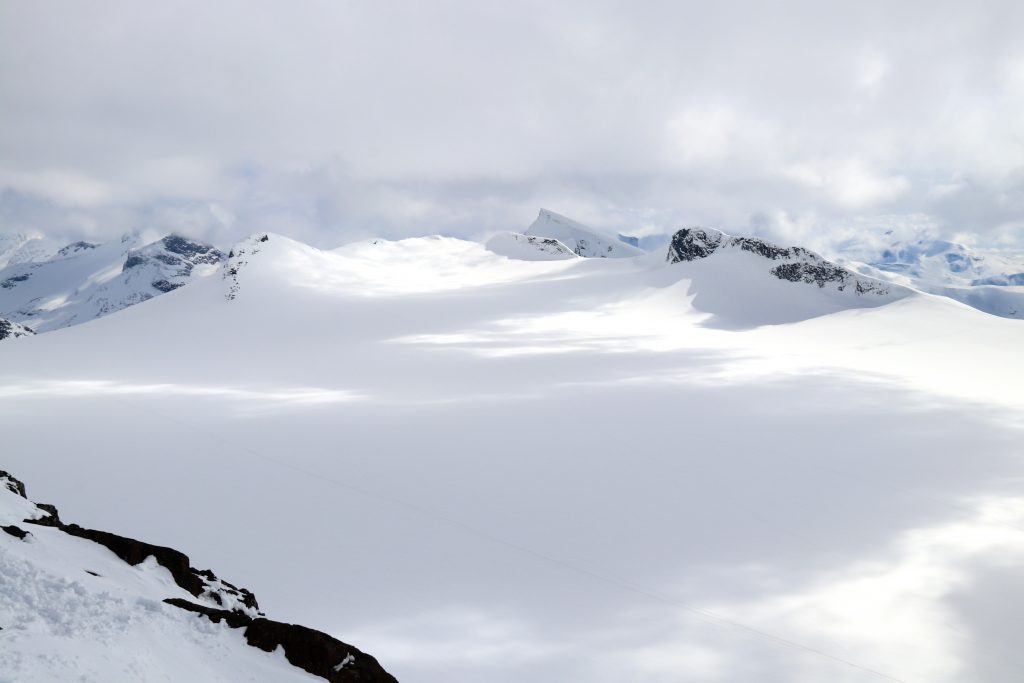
[1,470,398,683]
[0,317,34,341]
[667,228,889,295]
[667,228,726,262]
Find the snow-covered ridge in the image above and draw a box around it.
[0,470,398,683]
[667,227,890,296]
[484,232,577,261]
[525,209,643,258]
[223,233,271,300]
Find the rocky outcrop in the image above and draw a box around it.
[122,235,226,294]
[0,318,34,340]
[2,470,397,683]
[667,227,889,295]
[224,233,270,300]
[55,241,99,258]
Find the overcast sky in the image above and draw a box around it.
[1,0,1022,251]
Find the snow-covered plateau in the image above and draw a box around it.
[1,215,1023,683]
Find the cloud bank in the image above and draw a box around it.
[1,0,1022,250]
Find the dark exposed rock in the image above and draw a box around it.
[0,318,35,341]
[2,524,30,540]
[162,235,226,264]
[22,504,258,611]
[666,228,724,262]
[151,279,183,293]
[0,471,27,498]
[665,227,889,295]
[4,470,395,682]
[4,473,386,679]
[56,241,99,257]
[163,599,398,682]
[33,503,61,526]
[123,254,147,269]
[164,598,253,629]
[772,261,850,288]
[732,237,810,261]
[1,273,30,288]
[153,252,183,266]
[61,524,208,596]
[245,618,398,683]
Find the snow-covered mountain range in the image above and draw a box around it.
[1,212,1022,682]
[0,233,225,333]
[834,233,1024,319]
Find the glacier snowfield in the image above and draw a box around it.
[2,227,1023,683]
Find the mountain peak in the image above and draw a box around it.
[667,227,890,296]
[526,209,642,258]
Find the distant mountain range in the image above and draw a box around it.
[0,233,225,333]
[0,211,1019,342]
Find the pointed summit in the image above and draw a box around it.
[525,209,643,258]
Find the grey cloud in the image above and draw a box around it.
[0,0,1021,249]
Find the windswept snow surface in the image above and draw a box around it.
[2,232,1023,682]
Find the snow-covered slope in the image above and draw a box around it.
[0,470,397,683]
[1,229,1022,683]
[0,234,225,332]
[0,232,59,269]
[525,208,643,258]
